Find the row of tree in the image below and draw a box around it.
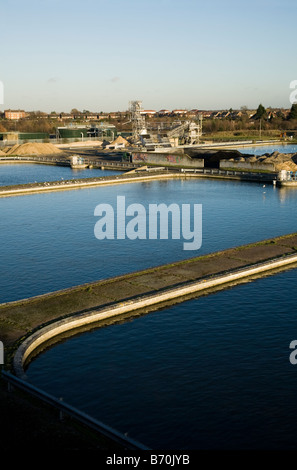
[1,104,297,135]
[254,103,297,120]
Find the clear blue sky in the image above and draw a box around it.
[1,0,296,112]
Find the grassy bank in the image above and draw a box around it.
[201,130,290,142]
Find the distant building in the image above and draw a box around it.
[86,114,108,121]
[108,112,121,119]
[200,111,212,118]
[4,109,27,120]
[158,109,171,115]
[59,113,74,120]
[188,109,200,117]
[172,109,188,115]
[140,110,156,117]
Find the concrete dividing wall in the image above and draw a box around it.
[220,159,275,172]
[0,172,182,198]
[13,251,297,379]
[132,152,204,168]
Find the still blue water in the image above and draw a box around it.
[27,267,297,449]
[2,167,297,449]
[0,163,121,186]
[1,177,297,304]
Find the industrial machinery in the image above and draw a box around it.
[128,100,203,150]
[129,101,147,143]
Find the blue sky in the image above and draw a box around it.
[1,0,296,112]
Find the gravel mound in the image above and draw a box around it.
[6,142,64,156]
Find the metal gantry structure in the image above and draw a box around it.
[128,100,203,148]
[129,100,147,144]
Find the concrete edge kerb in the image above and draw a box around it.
[0,173,179,197]
[13,252,297,380]
[0,169,277,198]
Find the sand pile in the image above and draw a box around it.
[265,152,297,171]
[110,135,130,147]
[7,142,64,156]
[57,140,103,148]
[244,151,297,172]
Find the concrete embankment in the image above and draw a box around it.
[0,168,277,198]
[0,171,180,198]
[2,232,297,377]
[278,181,297,187]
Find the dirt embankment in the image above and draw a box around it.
[2,142,297,172]
[5,142,65,157]
[185,148,297,171]
[243,151,297,171]
[213,150,297,171]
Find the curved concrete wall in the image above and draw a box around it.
[13,252,297,379]
[132,152,204,168]
[220,159,275,172]
[0,173,180,197]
